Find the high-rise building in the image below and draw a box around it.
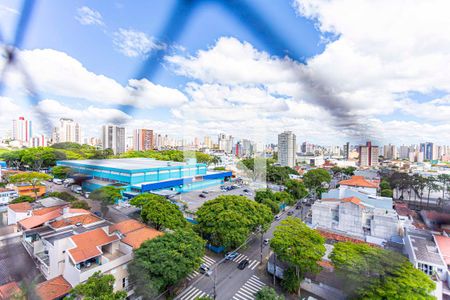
[53,118,82,144]
[278,131,296,167]
[420,142,436,161]
[31,134,47,147]
[359,141,379,167]
[12,116,32,145]
[133,129,154,151]
[383,144,398,160]
[102,125,126,154]
[218,133,234,153]
[399,145,410,160]
[203,136,213,148]
[343,142,350,160]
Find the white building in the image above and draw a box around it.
[0,188,18,209]
[359,141,379,168]
[12,116,32,146]
[53,118,82,144]
[102,125,126,154]
[218,133,234,154]
[278,131,296,168]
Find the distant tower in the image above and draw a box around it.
[278,131,296,167]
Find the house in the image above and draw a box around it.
[0,188,18,208]
[23,218,163,299]
[420,210,450,233]
[434,234,450,297]
[0,281,21,300]
[12,183,46,198]
[404,228,447,300]
[35,276,72,300]
[337,175,379,195]
[312,196,401,242]
[7,197,68,227]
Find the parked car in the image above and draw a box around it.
[52,178,63,185]
[287,211,294,216]
[296,205,301,210]
[64,178,75,185]
[84,192,90,199]
[274,215,281,221]
[202,191,209,194]
[225,252,238,260]
[243,189,250,193]
[238,259,249,270]
[199,194,206,198]
[93,211,102,217]
[71,185,82,194]
[263,238,270,246]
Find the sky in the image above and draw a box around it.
[1,0,450,146]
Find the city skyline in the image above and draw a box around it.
[1,1,450,145]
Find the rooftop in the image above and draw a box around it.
[110,219,163,249]
[407,229,446,266]
[50,213,102,229]
[434,234,450,266]
[68,228,119,264]
[339,176,379,188]
[8,202,32,212]
[35,276,71,300]
[58,158,195,172]
[18,208,62,230]
[0,282,20,300]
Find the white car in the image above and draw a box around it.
[52,178,63,185]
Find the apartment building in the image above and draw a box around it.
[358,141,379,168]
[0,188,18,207]
[278,131,296,168]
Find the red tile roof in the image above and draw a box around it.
[33,205,64,216]
[0,188,15,193]
[342,196,365,208]
[8,202,32,212]
[18,209,62,230]
[68,228,119,264]
[122,227,164,249]
[50,214,101,229]
[339,176,379,188]
[35,276,71,300]
[317,228,379,247]
[0,282,21,300]
[110,219,163,249]
[434,235,450,266]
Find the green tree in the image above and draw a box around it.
[130,193,187,230]
[65,271,126,300]
[51,166,71,179]
[70,200,91,210]
[195,195,273,249]
[380,180,391,191]
[255,189,275,203]
[380,189,393,197]
[270,217,326,294]
[129,230,205,298]
[89,186,123,216]
[9,172,52,200]
[10,195,34,203]
[330,242,435,299]
[342,167,356,176]
[261,198,280,214]
[284,179,307,200]
[46,191,77,202]
[302,169,331,197]
[255,286,285,300]
[437,174,450,204]
[280,266,301,294]
[274,191,295,206]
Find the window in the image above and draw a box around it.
[122,277,128,288]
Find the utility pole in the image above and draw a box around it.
[213,264,217,300]
[273,253,277,286]
[260,229,263,263]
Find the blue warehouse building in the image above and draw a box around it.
[56,158,232,197]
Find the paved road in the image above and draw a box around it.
[176,203,314,300]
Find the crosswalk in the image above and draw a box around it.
[187,255,216,280]
[232,275,266,300]
[231,254,260,270]
[178,286,212,300]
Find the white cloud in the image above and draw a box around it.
[6,48,185,109]
[113,28,165,57]
[75,6,104,26]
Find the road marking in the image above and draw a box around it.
[179,286,210,300]
[248,260,260,270]
[232,275,266,300]
[186,255,216,281]
[235,254,248,263]
[187,271,199,280]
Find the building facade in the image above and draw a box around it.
[53,118,82,144]
[102,125,126,155]
[278,131,296,168]
[359,141,379,167]
[12,116,32,145]
[133,129,154,151]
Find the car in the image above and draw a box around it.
[295,205,301,210]
[225,252,238,260]
[202,191,209,194]
[93,211,102,217]
[199,194,206,198]
[52,178,63,185]
[287,211,294,216]
[274,215,281,221]
[199,264,210,274]
[243,189,250,193]
[238,259,249,270]
[263,238,270,246]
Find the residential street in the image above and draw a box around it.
[176,203,316,300]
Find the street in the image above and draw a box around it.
[176,202,315,300]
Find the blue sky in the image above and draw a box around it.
[1,0,450,145]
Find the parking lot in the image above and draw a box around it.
[174,184,255,212]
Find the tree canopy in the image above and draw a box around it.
[302,169,332,197]
[129,229,205,298]
[65,271,126,300]
[255,189,295,214]
[237,158,298,184]
[255,286,285,300]
[10,195,34,203]
[195,195,273,248]
[270,217,326,280]
[89,186,123,216]
[9,172,52,199]
[51,166,71,179]
[284,179,308,200]
[330,242,435,299]
[130,193,187,230]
